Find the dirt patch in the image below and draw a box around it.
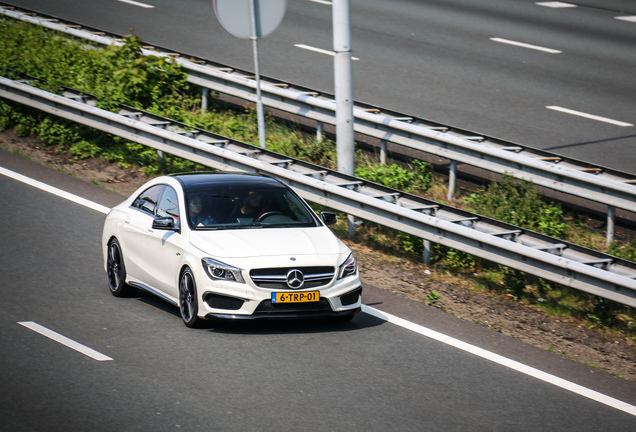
[0,130,147,196]
[2,129,635,382]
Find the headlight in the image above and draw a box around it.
[202,258,245,284]
[338,253,357,279]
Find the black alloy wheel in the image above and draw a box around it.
[179,268,202,328]
[107,238,132,297]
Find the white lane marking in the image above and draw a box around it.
[3,167,634,416]
[19,321,113,361]
[308,0,332,5]
[616,16,636,23]
[536,2,576,8]
[0,167,111,214]
[362,305,636,417]
[117,0,154,8]
[294,44,360,60]
[490,37,562,53]
[546,106,634,127]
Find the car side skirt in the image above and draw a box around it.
[129,281,178,307]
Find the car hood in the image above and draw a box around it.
[189,226,347,259]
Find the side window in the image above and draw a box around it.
[132,185,164,215]
[156,186,180,227]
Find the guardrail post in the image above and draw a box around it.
[316,121,323,142]
[201,88,209,114]
[448,160,457,201]
[380,139,387,165]
[347,214,355,239]
[607,205,615,246]
[423,239,431,265]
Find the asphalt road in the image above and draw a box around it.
[3,0,636,175]
[1,150,636,431]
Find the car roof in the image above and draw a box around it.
[170,172,284,190]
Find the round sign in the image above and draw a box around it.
[213,0,286,40]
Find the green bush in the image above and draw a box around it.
[608,237,636,262]
[356,159,433,193]
[464,175,568,238]
[432,244,476,270]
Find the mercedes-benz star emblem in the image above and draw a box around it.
[286,269,304,289]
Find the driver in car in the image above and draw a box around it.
[239,191,269,221]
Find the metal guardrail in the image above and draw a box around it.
[2,3,635,249]
[1,76,635,308]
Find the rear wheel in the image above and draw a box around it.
[179,268,203,328]
[106,238,133,297]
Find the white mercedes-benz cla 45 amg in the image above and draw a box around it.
[102,172,362,327]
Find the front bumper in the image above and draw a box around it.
[202,286,362,320]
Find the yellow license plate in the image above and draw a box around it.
[272,291,319,303]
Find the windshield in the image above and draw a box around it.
[185,184,320,230]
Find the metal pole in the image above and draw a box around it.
[448,160,457,202]
[333,0,354,176]
[333,0,355,237]
[249,0,267,149]
[316,121,323,142]
[607,205,615,246]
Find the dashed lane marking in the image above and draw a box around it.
[547,106,633,127]
[19,321,113,361]
[490,37,561,53]
[117,0,154,8]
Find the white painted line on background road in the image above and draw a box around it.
[490,38,562,53]
[362,305,636,417]
[308,0,333,5]
[616,16,636,23]
[19,321,113,361]
[546,106,633,127]
[294,44,360,60]
[0,167,111,214]
[536,2,576,8]
[117,0,154,8]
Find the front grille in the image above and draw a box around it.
[254,298,333,315]
[250,266,335,289]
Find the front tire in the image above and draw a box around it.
[106,238,133,297]
[179,268,203,328]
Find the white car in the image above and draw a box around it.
[102,172,362,327]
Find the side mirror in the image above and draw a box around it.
[321,212,337,226]
[152,217,178,231]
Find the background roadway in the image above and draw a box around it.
[1,149,635,430]
[3,0,636,174]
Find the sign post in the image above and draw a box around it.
[333,0,356,238]
[213,0,286,149]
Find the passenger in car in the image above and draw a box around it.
[189,194,217,227]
